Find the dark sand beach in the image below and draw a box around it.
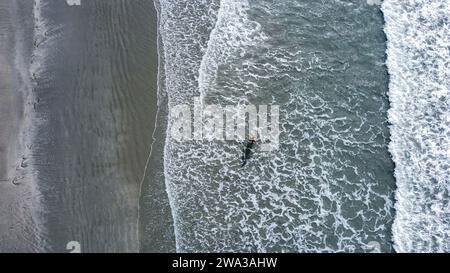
[31,0,160,252]
[0,0,44,252]
[1,0,166,252]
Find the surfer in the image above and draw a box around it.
[241,136,256,167]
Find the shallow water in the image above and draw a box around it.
[156,0,395,252]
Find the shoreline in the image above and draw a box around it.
[139,0,176,253]
[1,0,171,252]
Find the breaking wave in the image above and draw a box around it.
[383,0,450,252]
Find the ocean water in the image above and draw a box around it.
[1,0,449,253]
[156,0,396,252]
[383,0,450,252]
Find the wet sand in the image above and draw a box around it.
[0,0,44,252]
[139,3,176,250]
[30,1,161,252]
[1,0,167,252]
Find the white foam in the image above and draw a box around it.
[160,0,395,252]
[198,0,267,100]
[383,0,450,252]
[158,0,220,251]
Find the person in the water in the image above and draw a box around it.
[241,136,256,167]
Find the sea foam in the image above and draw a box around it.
[383,0,450,252]
[160,0,394,252]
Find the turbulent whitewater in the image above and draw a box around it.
[158,0,395,252]
[383,0,450,252]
